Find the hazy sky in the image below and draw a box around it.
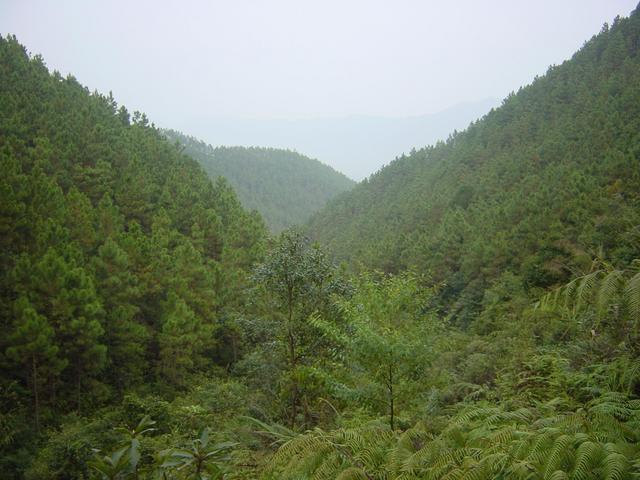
[1,0,638,170]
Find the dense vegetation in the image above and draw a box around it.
[0,35,267,477]
[163,130,354,232]
[307,11,640,326]
[1,5,640,480]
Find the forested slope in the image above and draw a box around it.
[2,7,640,480]
[307,12,640,324]
[163,130,355,232]
[0,35,266,475]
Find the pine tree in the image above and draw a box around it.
[158,293,212,386]
[5,297,65,431]
[92,237,148,390]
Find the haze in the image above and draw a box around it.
[1,0,637,179]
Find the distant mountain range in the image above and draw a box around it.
[169,98,499,180]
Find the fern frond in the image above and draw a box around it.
[297,444,336,477]
[505,459,537,478]
[547,470,569,480]
[572,441,601,480]
[401,439,443,473]
[602,451,628,480]
[589,392,633,421]
[597,269,624,319]
[575,270,601,313]
[562,277,581,310]
[622,358,640,394]
[438,467,464,480]
[623,270,640,328]
[309,452,343,480]
[543,434,574,478]
[242,415,297,446]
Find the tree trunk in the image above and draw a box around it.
[32,354,40,433]
[231,332,238,364]
[287,286,298,428]
[49,374,56,406]
[388,362,394,431]
[303,398,310,429]
[76,369,82,412]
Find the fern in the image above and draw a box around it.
[539,259,640,335]
[575,270,601,314]
[266,391,640,480]
[543,434,574,478]
[601,451,628,480]
[597,270,624,319]
[335,467,369,480]
[623,270,640,330]
[572,441,600,480]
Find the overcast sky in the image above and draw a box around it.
[1,1,638,176]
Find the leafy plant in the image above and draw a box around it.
[161,428,236,480]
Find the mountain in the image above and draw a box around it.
[307,12,640,325]
[170,98,498,181]
[163,129,355,232]
[4,7,640,480]
[0,34,266,473]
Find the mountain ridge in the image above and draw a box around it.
[173,98,499,180]
[306,10,640,324]
[163,129,355,232]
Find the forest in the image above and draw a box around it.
[163,130,354,232]
[0,5,639,480]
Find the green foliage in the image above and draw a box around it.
[4,6,640,480]
[306,8,640,326]
[89,416,156,479]
[0,34,266,476]
[163,130,355,232]
[267,393,640,480]
[161,428,236,479]
[538,258,640,335]
[85,421,237,480]
[158,294,213,386]
[252,231,349,428]
[25,414,118,480]
[266,422,394,479]
[113,415,157,476]
[90,447,131,480]
[314,272,441,429]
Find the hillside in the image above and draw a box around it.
[307,12,640,325]
[163,130,355,232]
[0,35,266,475]
[3,7,640,480]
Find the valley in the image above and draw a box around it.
[0,4,639,479]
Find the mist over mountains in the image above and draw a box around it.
[171,98,498,180]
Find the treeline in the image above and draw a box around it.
[163,130,354,232]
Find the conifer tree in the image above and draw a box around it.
[5,297,65,431]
